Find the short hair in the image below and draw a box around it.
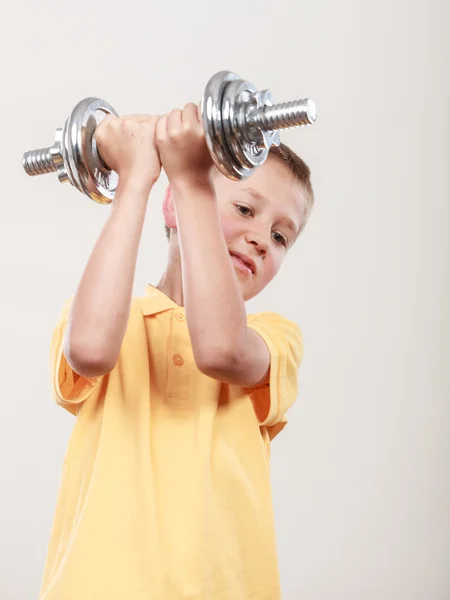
[164,142,314,240]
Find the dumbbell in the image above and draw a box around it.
[22,71,317,204]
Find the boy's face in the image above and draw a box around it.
[213,157,306,301]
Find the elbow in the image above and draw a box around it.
[64,337,116,378]
[195,345,241,378]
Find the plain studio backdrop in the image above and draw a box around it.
[1,0,449,598]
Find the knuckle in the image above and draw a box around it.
[96,115,113,134]
[94,124,105,139]
[156,129,166,144]
[182,121,192,133]
[123,119,138,132]
[110,118,121,130]
[170,130,182,142]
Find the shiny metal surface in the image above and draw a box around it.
[247,97,317,130]
[201,71,316,180]
[222,81,281,178]
[23,71,317,199]
[23,98,118,204]
[202,71,241,180]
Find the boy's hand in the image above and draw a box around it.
[94,114,161,191]
[156,103,213,191]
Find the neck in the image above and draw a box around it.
[155,238,185,306]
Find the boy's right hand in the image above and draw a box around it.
[94,114,161,190]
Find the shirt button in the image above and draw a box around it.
[173,354,184,366]
[175,312,185,322]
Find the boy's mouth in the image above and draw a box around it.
[229,251,256,275]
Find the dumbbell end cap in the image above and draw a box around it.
[306,99,317,123]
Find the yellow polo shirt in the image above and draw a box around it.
[39,284,303,600]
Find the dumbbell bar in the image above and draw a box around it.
[22,71,317,204]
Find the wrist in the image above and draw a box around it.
[170,177,215,201]
[117,171,156,196]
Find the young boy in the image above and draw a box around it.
[39,104,314,600]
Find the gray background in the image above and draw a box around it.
[1,0,449,598]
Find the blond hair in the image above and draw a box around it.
[164,143,314,240]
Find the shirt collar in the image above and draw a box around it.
[139,284,183,316]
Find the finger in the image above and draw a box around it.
[167,109,182,135]
[182,102,200,127]
[197,103,205,131]
[100,113,118,125]
[96,113,117,130]
[136,115,156,123]
[119,115,159,129]
[95,114,117,141]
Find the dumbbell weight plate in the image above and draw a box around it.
[202,71,245,181]
[221,79,280,179]
[202,71,280,180]
[61,98,119,204]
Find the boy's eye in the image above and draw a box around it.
[236,204,288,247]
[236,204,252,216]
[272,231,288,247]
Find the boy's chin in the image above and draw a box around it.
[233,267,269,302]
[239,281,263,303]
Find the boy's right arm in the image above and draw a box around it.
[63,114,161,378]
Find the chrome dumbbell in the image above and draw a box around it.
[202,71,316,180]
[22,71,317,204]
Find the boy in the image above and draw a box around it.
[39,103,314,600]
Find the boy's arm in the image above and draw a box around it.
[64,115,161,378]
[172,184,271,387]
[65,180,150,377]
[156,105,270,387]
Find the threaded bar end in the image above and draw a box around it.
[22,148,57,176]
[250,99,316,131]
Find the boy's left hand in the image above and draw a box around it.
[156,103,213,191]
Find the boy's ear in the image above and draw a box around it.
[162,185,177,230]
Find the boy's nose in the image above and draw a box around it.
[246,233,269,256]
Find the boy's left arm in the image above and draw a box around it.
[156,104,270,387]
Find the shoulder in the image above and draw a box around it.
[247,311,304,364]
[247,311,303,339]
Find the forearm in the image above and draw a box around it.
[65,177,151,374]
[172,183,248,367]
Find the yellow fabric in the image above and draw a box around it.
[40,285,303,600]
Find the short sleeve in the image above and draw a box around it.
[50,298,102,416]
[247,312,304,440]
